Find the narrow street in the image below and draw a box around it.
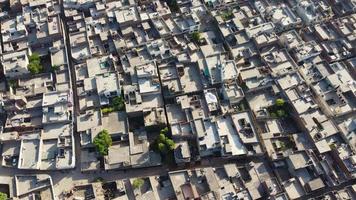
[59,0,82,172]
[0,152,261,198]
[1,2,354,200]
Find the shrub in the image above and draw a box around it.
[93,129,112,156]
[51,65,60,72]
[101,107,114,114]
[132,178,144,189]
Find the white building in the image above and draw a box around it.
[95,73,121,106]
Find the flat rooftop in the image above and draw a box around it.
[51,46,67,66]
[86,56,113,77]
[101,112,128,135]
[231,112,259,144]
[76,110,101,132]
[15,175,54,198]
[216,116,247,156]
[19,139,40,169]
[199,119,220,150]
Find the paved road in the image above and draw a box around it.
[0,155,257,198]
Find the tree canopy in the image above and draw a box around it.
[158,134,166,143]
[160,127,169,134]
[149,127,176,165]
[0,192,7,200]
[93,129,112,156]
[154,127,175,154]
[112,96,125,111]
[191,32,201,43]
[276,109,287,118]
[132,178,144,189]
[28,53,43,74]
[101,96,125,114]
[165,139,175,151]
[158,143,168,153]
[275,98,285,107]
[221,11,233,21]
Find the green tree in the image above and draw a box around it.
[93,129,112,156]
[221,11,233,21]
[153,127,175,154]
[28,61,43,74]
[275,98,285,107]
[191,32,201,43]
[160,127,169,135]
[132,178,144,189]
[29,52,40,62]
[158,134,166,143]
[277,109,286,118]
[158,143,167,153]
[0,192,7,200]
[165,139,175,151]
[28,53,43,74]
[112,96,125,111]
